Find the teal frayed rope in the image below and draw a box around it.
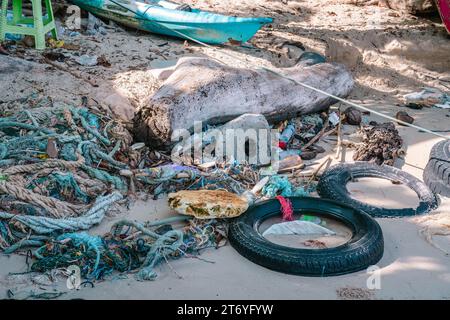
[0,192,122,237]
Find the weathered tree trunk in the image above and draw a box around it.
[134,57,354,147]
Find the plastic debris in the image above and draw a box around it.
[328,112,340,126]
[293,114,324,142]
[262,220,335,237]
[279,122,296,149]
[75,54,99,66]
[404,87,450,109]
[69,31,81,37]
[7,289,65,300]
[299,214,326,226]
[86,13,108,36]
[48,39,65,49]
[262,175,309,198]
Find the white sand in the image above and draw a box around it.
[0,0,450,299]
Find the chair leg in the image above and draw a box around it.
[12,0,22,24]
[44,0,57,39]
[32,0,45,49]
[0,0,9,42]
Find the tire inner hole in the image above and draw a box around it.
[259,212,353,249]
[347,177,420,209]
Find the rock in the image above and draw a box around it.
[92,84,135,122]
[404,87,448,108]
[43,51,67,62]
[0,45,8,55]
[309,145,326,153]
[396,111,414,125]
[22,35,35,48]
[297,52,326,67]
[216,113,272,164]
[172,113,273,165]
[277,155,304,173]
[168,190,248,219]
[300,150,317,160]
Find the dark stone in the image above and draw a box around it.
[395,111,414,125]
[300,150,317,160]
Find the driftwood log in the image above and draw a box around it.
[134,57,354,147]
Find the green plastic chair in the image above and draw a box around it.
[0,0,57,49]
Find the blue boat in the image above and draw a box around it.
[69,0,273,44]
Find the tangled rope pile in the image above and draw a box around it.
[0,94,139,252]
[0,93,244,280]
[30,217,227,281]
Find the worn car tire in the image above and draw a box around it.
[228,197,383,277]
[423,140,450,197]
[317,162,438,218]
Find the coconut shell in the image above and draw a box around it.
[343,107,362,125]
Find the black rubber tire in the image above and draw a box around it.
[423,140,450,197]
[317,162,439,218]
[429,139,450,160]
[228,197,383,277]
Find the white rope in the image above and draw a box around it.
[109,0,449,140]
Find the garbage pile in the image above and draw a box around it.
[0,92,318,282]
[0,94,133,254]
[0,89,444,290]
[0,93,239,254]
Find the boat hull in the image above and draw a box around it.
[69,0,273,44]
